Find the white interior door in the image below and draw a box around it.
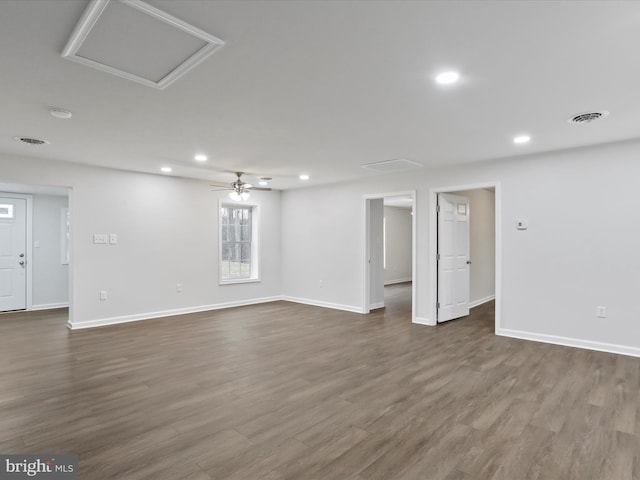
[437,193,470,322]
[0,197,27,311]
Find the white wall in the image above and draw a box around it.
[456,189,495,306]
[5,138,640,357]
[32,194,69,308]
[282,138,640,356]
[384,206,412,285]
[0,153,282,328]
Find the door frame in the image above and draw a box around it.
[0,192,33,311]
[429,182,501,331]
[362,190,416,323]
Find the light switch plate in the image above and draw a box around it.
[93,233,108,244]
[516,219,528,230]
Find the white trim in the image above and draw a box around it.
[68,296,281,330]
[26,195,33,311]
[30,302,70,311]
[362,190,416,324]
[384,277,412,286]
[414,317,436,326]
[219,278,261,285]
[497,328,640,358]
[429,182,501,331]
[369,301,385,310]
[281,296,364,314]
[61,0,225,90]
[469,294,495,309]
[67,188,74,327]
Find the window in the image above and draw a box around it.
[220,204,259,283]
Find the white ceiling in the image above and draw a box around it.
[1,0,639,190]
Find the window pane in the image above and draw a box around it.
[241,243,251,263]
[221,205,255,281]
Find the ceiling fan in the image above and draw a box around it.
[210,172,272,201]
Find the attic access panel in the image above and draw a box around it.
[62,0,224,89]
[361,158,424,173]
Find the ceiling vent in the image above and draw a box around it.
[362,158,424,173]
[14,137,49,146]
[568,111,609,124]
[62,0,225,90]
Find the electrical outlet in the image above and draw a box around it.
[597,306,606,318]
[177,283,183,293]
[100,291,107,301]
[319,280,324,288]
[109,233,118,245]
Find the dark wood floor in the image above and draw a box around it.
[1,284,639,479]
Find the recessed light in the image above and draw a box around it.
[194,154,207,162]
[259,181,268,186]
[513,135,531,144]
[299,174,310,180]
[435,71,459,85]
[161,167,172,173]
[49,108,73,120]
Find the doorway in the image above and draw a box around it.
[430,183,500,329]
[0,184,70,323]
[0,196,28,311]
[363,191,416,322]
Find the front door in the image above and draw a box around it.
[437,193,470,322]
[0,197,27,311]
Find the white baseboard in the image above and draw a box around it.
[384,277,412,286]
[469,295,495,309]
[497,328,640,358]
[68,296,281,330]
[280,296,364,314]
[30,302,69,311]
[414,316,436,326]
[369,301,385,310]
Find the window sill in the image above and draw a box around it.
[219,278,261,286]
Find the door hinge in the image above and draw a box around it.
[436,253,440,261]
[436,204,440,213]
[436,302,440,309]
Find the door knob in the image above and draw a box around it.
[19,261,25,266]
[466,260,472,264]
[19,253,24,257]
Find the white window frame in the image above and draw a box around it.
[219,202,260,285]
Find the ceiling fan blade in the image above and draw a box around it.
[210,188,232,192]
[248,187,272,191]
[210,183,230,188]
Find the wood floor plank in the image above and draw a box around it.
[1,286,640,479]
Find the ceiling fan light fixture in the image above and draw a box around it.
[229,191,249,201]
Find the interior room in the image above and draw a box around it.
[1,1,640,478]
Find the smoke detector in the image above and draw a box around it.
[14,136,50,146]
[568,111,609,124]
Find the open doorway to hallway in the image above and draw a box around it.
[363,191,415,322]
[0,182,71,326]
[432,184,498,329]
